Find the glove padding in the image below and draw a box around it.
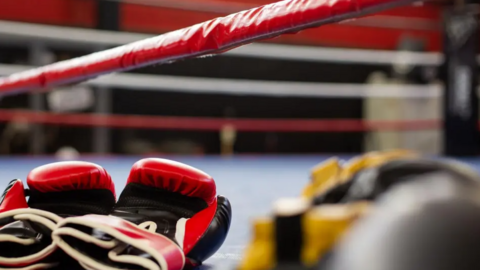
[53,158,232,270]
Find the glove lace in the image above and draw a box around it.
[138,221,157,233]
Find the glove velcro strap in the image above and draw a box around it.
[0,209,61,267]
[53,215,185,270]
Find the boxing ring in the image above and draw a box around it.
[0,0,465,156]
[0,0,478,268]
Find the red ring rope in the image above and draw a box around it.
[0,0,418,95]
[0,109,440,132]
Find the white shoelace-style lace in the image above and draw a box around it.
[138,221,158,233]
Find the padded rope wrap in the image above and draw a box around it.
[0,0,417,95]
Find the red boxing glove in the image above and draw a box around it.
[54,158,232,270]
[0,161,116,270]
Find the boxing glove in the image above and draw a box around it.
[53,158,232,270]
[313,157,480,205]
[0,161,116,270]
[302,149,418,200]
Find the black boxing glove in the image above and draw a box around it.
[53,158,232,270]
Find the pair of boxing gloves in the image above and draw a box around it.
[0,158,232,270]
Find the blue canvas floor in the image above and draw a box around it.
[2,155,480,269]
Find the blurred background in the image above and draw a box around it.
[0,0,477,157]
[0,1,478,268]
